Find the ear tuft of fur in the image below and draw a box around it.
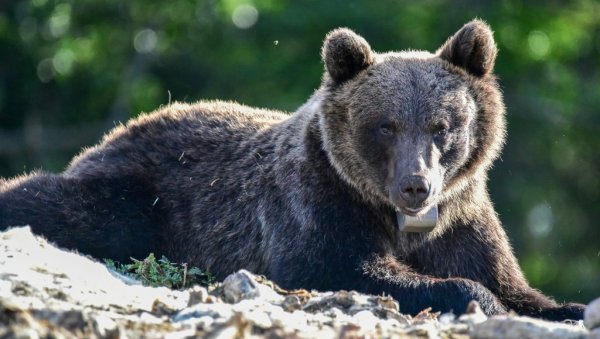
[322,28,374,83]
[437,20,497,77]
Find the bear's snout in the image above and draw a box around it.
[398,175,431,209]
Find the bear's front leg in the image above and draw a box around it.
[267,241,506,315]
[412,212,585,321]
[359,254,507,316]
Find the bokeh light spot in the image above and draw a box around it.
[232,4,258,29]
[134,29,158,54]
[527,203,554,238]
[49,3,71,38]
[52,49,76,76]
[37,58,55,83]
[528,30,550,59]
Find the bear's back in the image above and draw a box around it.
[64,100,290,181]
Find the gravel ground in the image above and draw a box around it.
[1,226,596,338]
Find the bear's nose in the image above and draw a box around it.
[399,175,430,207]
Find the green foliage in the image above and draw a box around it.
[104,253,215,289]
[1,0,599,302]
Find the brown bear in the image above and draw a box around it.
[0,20,585,320]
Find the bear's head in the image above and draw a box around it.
[318,20,506,218]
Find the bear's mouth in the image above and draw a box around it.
[399,206,427,217]
[396,205,438,232]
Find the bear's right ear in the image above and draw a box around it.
[322,28,374,83]
[436,20,498,77]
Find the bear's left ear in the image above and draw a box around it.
[322,28,375,83]
[437,20,497,77]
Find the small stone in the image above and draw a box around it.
[282,295,302,312]
[352,310,379,332]
[438,312,456,325]
[338,324,361,338]
[376,295,399,312]
[333,290,355,308]
[47,310,86,331]
[458,301,487,325]
[195,315,215,330]
[9,328,40,339]
[303,295,325,312]
[205,295,220,304]
[241,309,272,329]
[465,300,481,314]
[585,297,600,330]
[325,307,345,319]
[385,310,411,326]
[221,270,260,304]
[139,312,164,324]
[412,307,440,324]
[173,302,234,323]
[152,299,177,316]
[220,270,283,304]
[187,286,208,307]
[92,314,119,338]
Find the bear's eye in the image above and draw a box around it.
[379,123,394,136]
[433,124,449,138]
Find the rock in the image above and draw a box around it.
[173,303,234,322]
[43,309,87,331]
[438,312,457,325]
[221,270,261,303]
[458,300,488,325]
[352,310,379,331]
[472,315,589,339]
[92,314,119,338]
[282,295,302,312]
[187,285,209,306]
[376,295,399,312]
[221,270,283,304]
[585,297,600,330]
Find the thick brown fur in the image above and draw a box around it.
[0,20,585,320]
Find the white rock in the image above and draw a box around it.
[139,312,163,324]
[472,315,589,339]
[242,309,273,328]
[439,312,457,325]
[325,307,346,319]
[585,297,600,330]
[352,310,379,332]
[181,315,214,330]
[92,314,119,338]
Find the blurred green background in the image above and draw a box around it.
[0,0,598,303]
